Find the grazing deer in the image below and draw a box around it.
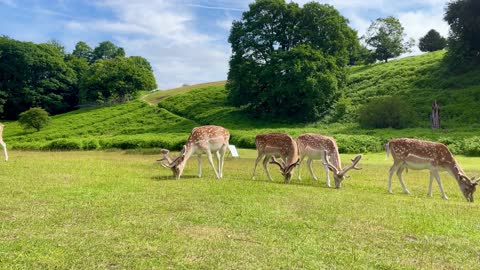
[157,125,230,180]
[385,138,479,202]
[0,123,7,161]
[252,133,300,183]
[297,133,362,188]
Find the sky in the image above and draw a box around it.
[0,0,450,89]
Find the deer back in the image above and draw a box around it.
[256,133,298,165]
[297,133,341,169]
[388,138,456,168]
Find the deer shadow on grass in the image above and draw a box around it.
[151,175,199,181]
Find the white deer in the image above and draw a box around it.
[158,125,230,180]
[0,123,7,161]
[297,133,362,188]
[385,138,479,202]
[252,133,300,183]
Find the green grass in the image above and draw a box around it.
[1,150,480,269]
[142,81,226,105]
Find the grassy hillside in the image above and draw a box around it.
[4,51,480,155]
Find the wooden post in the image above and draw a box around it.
[431,100,440,129]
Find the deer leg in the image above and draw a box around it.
[432,170,448,200]
[263,155,274,181]
[388,162,400,193]
[297,155,305,180]
[206,151,220,179]
[0,139,7,161]
[307,158,319,182]
[428,172,434,197]
[252,153,264,180]
[396,166,410,194]
[215,151,221,177]
[219,145,227,178]
[197,155,202,178]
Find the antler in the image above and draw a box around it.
[322,150,339,174]
[269,156,285,170]
[339,154,363,176]
[157,148,185,168]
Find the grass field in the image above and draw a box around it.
[1,150,480,269]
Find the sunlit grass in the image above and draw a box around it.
[1,150,479,269]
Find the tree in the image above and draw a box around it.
[364,16,414,62]
[45,39,66,55]
[227,0,358,122]
[444,0,480,68]
[419,29,447,52]
[0,37,76,119]
[91,41,125,62]
[72,41,93,61]
[80,56,157,103]
[18,107,50,131]
[358,96,416,129]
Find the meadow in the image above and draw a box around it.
[1,150,480,269]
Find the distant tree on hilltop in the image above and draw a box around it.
[419,29,447,52]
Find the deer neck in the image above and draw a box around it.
[445,161,468,185]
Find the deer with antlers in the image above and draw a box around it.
[385,138,479,202]
[0,123,7,161]
[157,125,230,180]
[296,133,362,188]
[252,133,300,183]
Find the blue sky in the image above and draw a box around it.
[0,0,450,89]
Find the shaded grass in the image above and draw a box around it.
[1,150,480,269]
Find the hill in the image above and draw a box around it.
[4,51,480,155]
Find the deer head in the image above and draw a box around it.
[458,173,479,202]
[270,156,300,183]
[157,146,187,179]
[322,150,362,188]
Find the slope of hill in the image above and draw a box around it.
[4,51,480,155]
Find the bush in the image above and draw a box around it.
[358,96,417,129]
[42,139,82,150]
[18,107,50,131]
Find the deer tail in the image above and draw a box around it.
[384,142,390,159]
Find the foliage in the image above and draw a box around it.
[227,0,358,122]
[72,41,93,61]
[0,37,77,118]
[419,29,447,52]
[18,107,50,131]
[364,16,414,62]
[444,0,480,70]
[80,56,157,103]
[91,41,125,63]
[358,96,417,129]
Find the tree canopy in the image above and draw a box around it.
[227,0,358,122]
[444,0,480,69]
[0,37,157,119]
[419,29,447,52]
[364,16,414,62]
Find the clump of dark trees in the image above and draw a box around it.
[0,38,156,119]
[226,0,479,124]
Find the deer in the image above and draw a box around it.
[157,125,230,180]
[0,123,7,161]
[385,138,479,202]
[296,133,363,188]
[252,133,300,183]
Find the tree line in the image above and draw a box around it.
[227,0,479,123]
[0,38,157,119]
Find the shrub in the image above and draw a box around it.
[358,96,417,129]
[42,139,82,150]
[18,107,50,131]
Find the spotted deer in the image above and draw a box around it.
[252,133,300,183]
[157,125,230,180]
[0,123,7,161]
[385,138,479,202]
[297,133,362,188]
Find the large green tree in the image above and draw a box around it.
[227,0,357,122]
[419,29,447,52]
[364,16,414,62]
[80,56,157,103]
[444,0,480,68]
[72,41,93,62]
[0,37,76,119]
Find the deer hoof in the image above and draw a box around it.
[442,196,449,200]
[404,190,410,195]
